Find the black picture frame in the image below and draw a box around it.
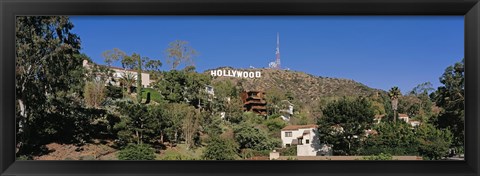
[1,0,479,176]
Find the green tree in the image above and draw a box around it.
[397,95,422,118]
[233,122,280,151]
[431,59,464,148]
[146,104,170,144]
[165,40,198,70]
[317,97,375,155]
[114,101,158,145]
[263,118,287,135]
[119,72,136,95]
[117,143,156,160]
[416,124,453,160]
[16,16,85,155]
[388,87,402,123]
[361,122,418,156]
[155,68,211,108]
[202,137,239,160]
[161,103,197,144]
[265,88,287,115]
[136,54,143,103]
[404,82,436,122]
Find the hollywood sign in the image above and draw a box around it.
[210,69,262,78]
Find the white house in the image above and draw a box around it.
[205,85,215,96]
[398,113,422,127]
[398,113,409,122]
[409,120,421,127]
[83,60,152,88]
[281,124,326,156]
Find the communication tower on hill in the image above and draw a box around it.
[275,32,281,69]
[269,33,281,69]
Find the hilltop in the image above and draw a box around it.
[206,67,386,105]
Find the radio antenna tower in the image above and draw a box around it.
[275,32,281,69]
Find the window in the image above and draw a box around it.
[285,132,292,137]
[286,144,291,147]
[306,139,310,144]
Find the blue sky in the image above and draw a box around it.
[70,16,464,93]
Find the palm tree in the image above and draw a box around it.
[119,72,136,95]
[388,86,401,123]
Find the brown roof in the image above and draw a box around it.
[281,124,318,131]
[398,113,409,117]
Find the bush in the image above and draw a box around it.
[362,153,394,160]
[16,155,30,160]
[263,118,287,132]
[162,153,196,160]
[234,123,280,151]
[416,124,453,160]
[279,145,297,156]
[202,137,239,160]
[142,88,163,103]
[117,144,156,160]
[106,85,123,99]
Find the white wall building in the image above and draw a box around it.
[398,113,422,127]
[83,60,152,88]
[281,124,325,156]
[399,113,409,122]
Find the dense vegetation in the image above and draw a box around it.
[15,16,464,160]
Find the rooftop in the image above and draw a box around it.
[281,124,317,131]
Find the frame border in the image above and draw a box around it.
[1,0,479,176]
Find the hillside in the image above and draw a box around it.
[206,68,385,105]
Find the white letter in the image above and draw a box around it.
[236,71,243,77]
[243,72,248,78]
[211,70,217,77]
[217,70,222,76]
[249,72,254,78]
[256,71,261,78]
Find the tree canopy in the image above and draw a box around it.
[431,59,464,148]
[317,97,375,155]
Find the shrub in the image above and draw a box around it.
[117,144,156,160]
[202,137,239,160]
[362,153,394,160]
[279,145,297,156]
[234,123,280,151]
[162,153,196,160]
[263,118,287,132]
